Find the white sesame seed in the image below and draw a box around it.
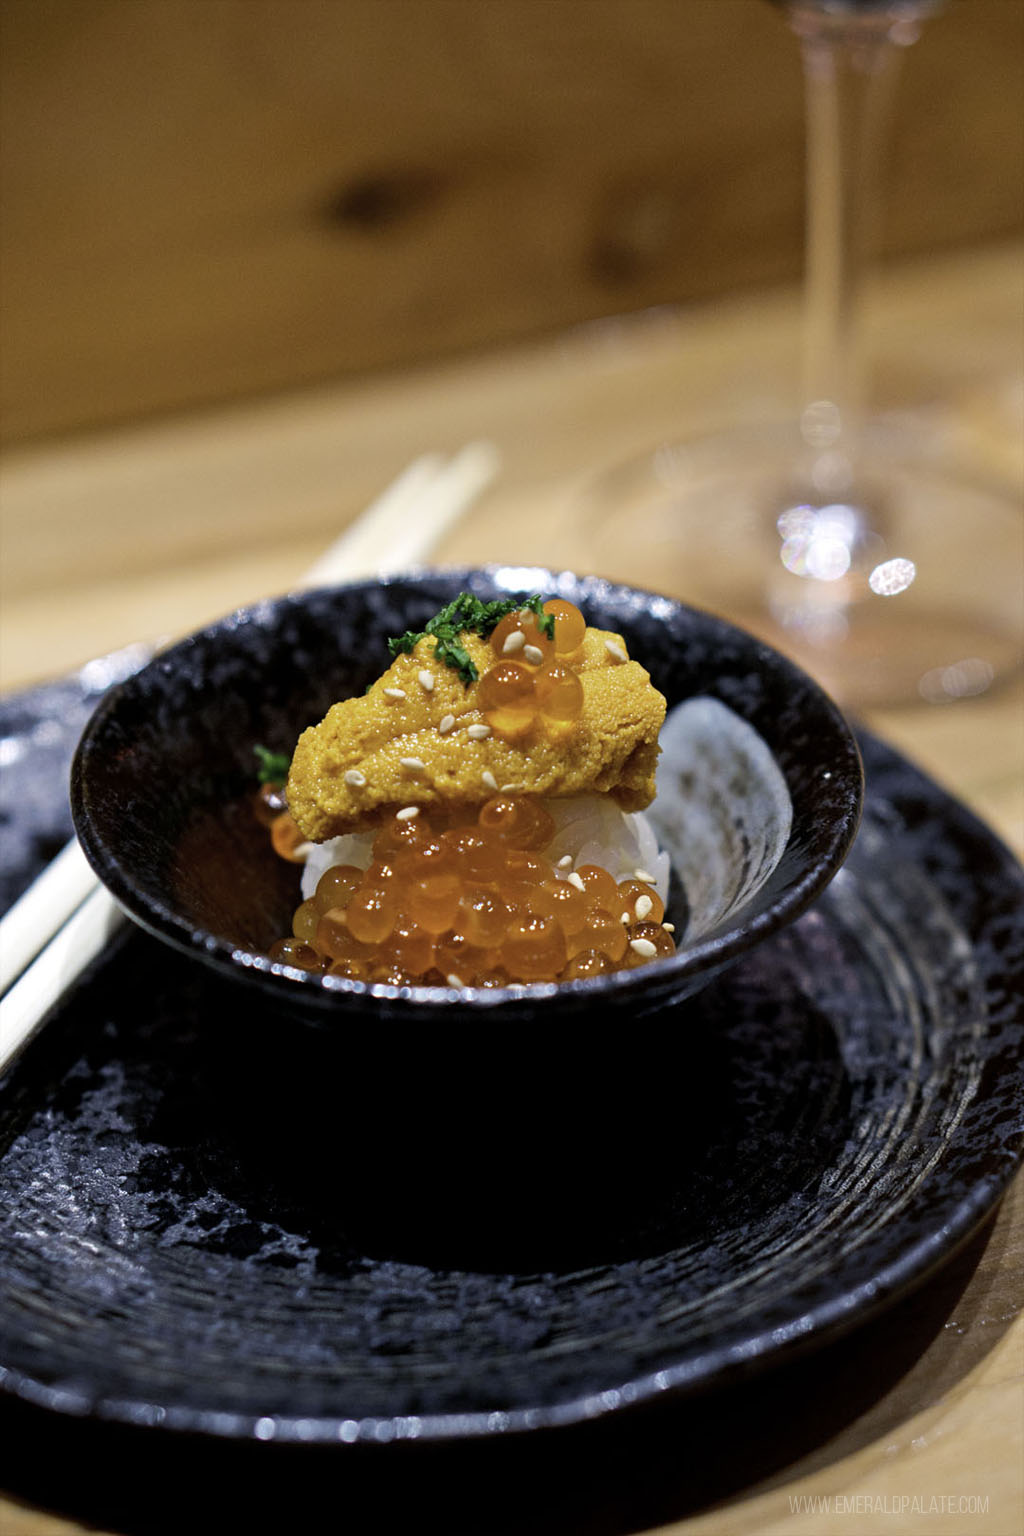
[502,630,526,655]
[383,687,406,700]
[567,872,585,893]
[635,894,654,921]
[557,855,573,869]
[438,714,455,734]
[446,974,464,988]
[663,923,675,933]
[482,770,498,791]
[605,640,628,663]
[396,805,419,821]
[620,912,630,924]
[467,723,491,740]
[418,670,435,692]
[634,868,656,884]
[343,769,366,787]
[501,783,524,793]
[400,757,425,773]
[630,938,657,958]
[523,644,544,665]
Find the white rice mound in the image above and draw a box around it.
[300,794,671,908]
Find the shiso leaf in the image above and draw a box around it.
[387,593,555,686]
[254,745,291,784]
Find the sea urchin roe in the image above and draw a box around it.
[267,794,675,986]
[288,596,666,841]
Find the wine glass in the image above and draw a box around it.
[578,0,1022,709]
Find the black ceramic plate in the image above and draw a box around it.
[0,661,1022,1446]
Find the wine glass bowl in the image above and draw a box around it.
[579,0,1022,710]
[581,416,1023,708]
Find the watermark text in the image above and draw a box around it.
[788,1493,990,1517]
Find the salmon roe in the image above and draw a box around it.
[543,598,587,655]
[479,601,591,738]
[265,599,668,987]
[268,796,675,987]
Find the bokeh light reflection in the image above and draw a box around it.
[869,558,917,596]
[918,658,995,703]
[778,502,858,581]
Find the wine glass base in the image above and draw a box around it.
[578,421,1023,710]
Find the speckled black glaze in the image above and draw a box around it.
[1,646,1023,1447]
[70,570,863,1024]
[0,642,152,914]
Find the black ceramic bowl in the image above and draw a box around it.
[71,569,863,1030]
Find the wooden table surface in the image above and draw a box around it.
[0,241,1021,1536]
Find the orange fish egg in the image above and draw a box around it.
[373,811,429,858]
[561,948,612,980]
[345,884,400,945]
[543,598,587,655]
[574,864,620,911]
[500,913,567,980]
[489,610,555,667]
[253,783,289,827]
[616,878,666,926]
[623,921,677,965]
[478,795,555,851]
[389,917,436,976]
[268,936,322,969]
[270,812,308,863]
[434,931,498,984]
[315,908,369,962]
[539,876,588,931]
[504,848,555,883]
[327,956,373,982]
[566,908,628,964]
[291,897,321,941]
[442,827,508,883]
[477,661,537,735]
[269,691,673,987]
[534,663,583,726]
[406,872,463,934]
[457,886,512,947]
[313,864,364,913]
[394,835,454,878]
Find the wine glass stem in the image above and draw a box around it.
[790,6,929,460]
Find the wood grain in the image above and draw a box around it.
[1,0,1021,442]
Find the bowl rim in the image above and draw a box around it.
[71,567,864,1013]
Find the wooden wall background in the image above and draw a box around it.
[1,0,1021,445]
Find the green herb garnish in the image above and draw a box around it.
[387,593,554,686]
[254,745,291,784]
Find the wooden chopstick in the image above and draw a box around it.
[0,837,99,996]
[0,441,499,1073]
